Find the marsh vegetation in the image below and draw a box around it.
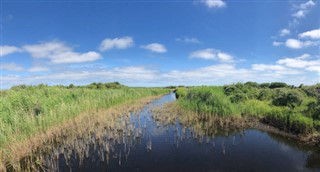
[0,83,169,171]
[175,82,320,142]
[1,82,320,171]
[10,93,320,172]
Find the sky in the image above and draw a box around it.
[0,0,319,89]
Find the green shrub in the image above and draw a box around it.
[272,89,303,108]
[314,120,320,132]
[223,85,239,96]
[244,82,259,88]
[304,100,320,120]
[289,114,314,134]
[257,89,272,101]
[269,82,287,89]
[260,83,271,88]
[175,87,187,99]
[264,108,289,130]
[230,92,248,103]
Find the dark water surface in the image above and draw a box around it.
[34,93,320,172]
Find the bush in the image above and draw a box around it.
[305,100,320,120]
[269,82,287,89]
[223,85,238,96]
[260,83,271,88]
[230,92,248,103]
[244,82,259,88]
[314,120,320,132]
[175,87,187,99]
[257,89,272,101]
[289,114,314,134]
[272,89,303,108]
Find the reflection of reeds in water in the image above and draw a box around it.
[152,102,246,140]
[151,102,247,157]
[6,96,163,172]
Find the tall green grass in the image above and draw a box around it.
[0,86,169,147]
[176,83,320,135]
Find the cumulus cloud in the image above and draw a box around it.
[252,64,301,75]
[279,29,290,36]
[1,45,22,56]
[201,0,226,8]
[141,43,167,53]
[285,38,318,49]
[306,66,320,72]
[252,64,287,71]
[299,29,320,39]
[292,10,306,18]
[2,61,317,89]
[23,41,102,64]
[1,63,24,71]
[28,66,49,72]
[292,0,316,19]
[299,0,316,9]
[176,37,201,44]
[272,41,283,46]
[2,66,158,88]
[190,48,234,62]
[276,54,320,73]
[99,36,134,51]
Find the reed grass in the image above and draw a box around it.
[0,85,169,171]
[175,83,320,136]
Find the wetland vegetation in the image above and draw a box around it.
[0,82,169,171]
[174,82,320,143]
[1,82,320,171]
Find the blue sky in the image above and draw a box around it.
[1,0,319,88]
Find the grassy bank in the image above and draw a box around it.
[0,83,169,169]
[175,82,320,139]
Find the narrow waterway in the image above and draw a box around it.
[24,93,320,172]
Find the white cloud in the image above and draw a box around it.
[141,43,167,53]
[292,10,305,18]
[49,51,101,64]
[252,64,301,75]
[276,54,320,73]
[306,66,320,72]
[1,45,22,56]
[299,29,320,39]
[279,29,290,36]
[272,41,283,46]
[176,37,201,44]
[1,63,24,71]
[2,61,317,89]
[201,0,226,8]
[296,53,311,60]
[190,48,234,62]
[299,0,315,9]
[292,0,316,19]
[285,38,318,49]
[252,64,287,71]
[23,41,102,64]
[28,66,49,72]
[99,36,134,51]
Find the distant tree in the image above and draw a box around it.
[96,82,105,89]
[67,84,75,89]
[269,82,287,89]
[244,82,259,88]
[11,84,28,91]
[259,83,270,88]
